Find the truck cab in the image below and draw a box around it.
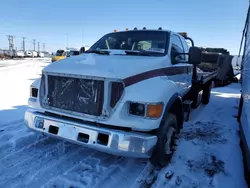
[25,28,217,167]
[51,49,65,62]
[63,50,80,57]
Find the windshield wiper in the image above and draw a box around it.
[84,49,110,55]
[124,50,151,56]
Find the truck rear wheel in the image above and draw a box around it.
[150,113,178,167]
[202,81,212,104]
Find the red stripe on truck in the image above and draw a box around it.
[123,66,192,87]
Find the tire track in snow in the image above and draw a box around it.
[0,127,41,158]
[92,158,149,188]
[39,150,112,188]
[0,119,24,129]
[0,121,26,134]
[0,137,57,173]
[0,141,78,188]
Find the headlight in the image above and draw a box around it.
[30,87,38,98]
[129,102,164,118]
[129,102,146,117]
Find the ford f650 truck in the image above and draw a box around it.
[25,28,217,167]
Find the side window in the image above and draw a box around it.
[171,35,185,63]
[171,35,184,53]
[180,37,190,61]
[181,37,189,53]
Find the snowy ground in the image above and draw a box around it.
[0,59,247,188]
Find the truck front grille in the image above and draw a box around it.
[43,75,104,116]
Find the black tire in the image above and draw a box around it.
[202,81,212,104]
[150,113,178,167]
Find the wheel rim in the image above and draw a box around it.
[165,126,176,155]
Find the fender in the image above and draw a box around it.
[31,78,41,89]
[161,92,184,131]
[121,76,179,104]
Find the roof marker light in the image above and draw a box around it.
[143,27,146,30]
[158,27,162,30]
[114,29,117,32]
[126,28,129,31]
[134,27,138,30]
[178,32,188,38]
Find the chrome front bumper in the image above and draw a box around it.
[24,109,158,158]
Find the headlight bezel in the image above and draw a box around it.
[128,101,164,119]
[30,86,38,98]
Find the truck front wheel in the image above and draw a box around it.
[202,81,212,104]
[150,113,178,167]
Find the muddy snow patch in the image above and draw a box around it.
[150,116,246,188]
[187,154,225,177]
[180,121,228,145]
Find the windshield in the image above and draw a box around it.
[70,51,80,56]
[89,31,170,56]
[56,50,64,56]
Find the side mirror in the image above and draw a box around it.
[80,47,85,54]
[188,47,202,65]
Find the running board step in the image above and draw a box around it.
[183,100,193,122]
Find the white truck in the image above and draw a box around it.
[24,28,217,167]
[15,51,25,58]
[25,51,33,57]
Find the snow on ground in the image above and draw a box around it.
[0,59,247,188]
[146,84,247,188]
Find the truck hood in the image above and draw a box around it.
[43,52,167,79]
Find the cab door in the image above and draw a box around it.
[169,34,190,96]
[180,36,193,87]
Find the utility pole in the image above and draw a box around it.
[32,39,36,51]
[81,29,84,46]
[43,43,45,52]
[66,33,68,48]
[22,37,26,51]
[38,42,40,52]
[6,35,14,51]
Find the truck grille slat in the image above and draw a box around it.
[45,75,104,116]
[110,82,124,108]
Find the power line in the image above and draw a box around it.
[81,29,84,46]
[66,33,68,48]
[6,35,14,51]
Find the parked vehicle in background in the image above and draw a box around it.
[32,51,38,57]
[6,50,15,58]
[25,51,33,57]
[43,52,51,58]
[38,52,45,57]
[25,28,218,167]
[63,50,80,57]
[51,49,65,62]
[15,51,25,58]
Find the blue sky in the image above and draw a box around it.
[0,0,248,54]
